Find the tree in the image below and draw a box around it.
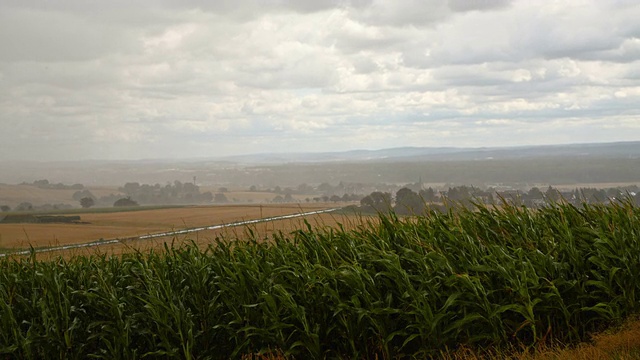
[447,186,471,202]
[80,197,95,208]
[214,193,228,203]
[545,186,561,202]
[528,187,544,200]
[607,187,622,199]
[200,191,214,203]
[395,188,423,215]
[33,179,50,187]
[360,191,391,212]
[284,193,294,202]
[114,197,139,207]
[73,189,96,201]
[0,205,10,212]
[419,187,437,202]
[15,202,33,211]
[121,182,140,195]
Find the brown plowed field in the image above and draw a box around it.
[0,204,349,254]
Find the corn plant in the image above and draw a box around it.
[1,200,640,358]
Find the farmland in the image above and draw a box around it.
[0,203,341,255]
[1,200,640,358]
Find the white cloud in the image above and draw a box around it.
[0,0,639,161]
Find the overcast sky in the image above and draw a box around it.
[1,0,639,161]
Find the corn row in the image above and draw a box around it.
[1,200,640,358]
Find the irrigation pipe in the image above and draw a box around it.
[0,208,340,257]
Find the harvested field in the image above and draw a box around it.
[0,204,360,259]
[0,184,77,207]
[198,189,319,203]
[0,204,351,256]
[33,211,363,260]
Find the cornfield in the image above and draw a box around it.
[1,200,640,359]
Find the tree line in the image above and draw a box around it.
[71,181,214,208]
[358,185,640,215]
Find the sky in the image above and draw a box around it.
[1,0,639,161]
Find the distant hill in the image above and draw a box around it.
[218,141,640,164]
[1,141,639,186]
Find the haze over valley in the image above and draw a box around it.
[2,141,639,186]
